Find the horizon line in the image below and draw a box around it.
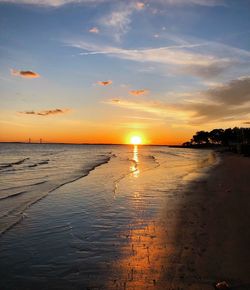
[0,141,182,147]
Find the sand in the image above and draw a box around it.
[157,152,250,290]
[1,149,249,290]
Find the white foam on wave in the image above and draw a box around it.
[0,144,115,235]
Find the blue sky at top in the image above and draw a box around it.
[0,0,250,143]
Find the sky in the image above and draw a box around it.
[0,0,250,144]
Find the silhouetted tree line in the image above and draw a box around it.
[183,127,250,147]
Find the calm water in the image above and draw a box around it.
[0,143,217,289]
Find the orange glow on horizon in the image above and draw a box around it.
[0,119,194,145]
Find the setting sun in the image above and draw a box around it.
[130,136,142,145]
[1,1,250,289]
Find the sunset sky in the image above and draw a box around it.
[0,0,250,144]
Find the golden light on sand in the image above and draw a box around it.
[130,136,142,145]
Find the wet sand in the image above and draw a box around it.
[1,149,249,290]
[155,152,250,290]
[103,152,250,290]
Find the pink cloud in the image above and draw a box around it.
[129,89,149,96]
[136,2,145,9]
[97,80,112,86]
[89,27,99,34]
[11,69,40,79]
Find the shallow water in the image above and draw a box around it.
[0,143,217,289]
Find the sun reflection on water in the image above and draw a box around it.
[131,145,140,178]
[107,220,168,289]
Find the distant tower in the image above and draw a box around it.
[29,138,31,143]
[40,138,42,144]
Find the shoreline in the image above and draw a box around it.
[0,142,180,146]
[157,152,250,289]
[0,149,249,289]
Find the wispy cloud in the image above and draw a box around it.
[181,60,235,79]
[105,98,190,121]
[89,27,99,34]
[205,76,250,105]
[106,76,250,125]
[97,80,112,86]
[19,108,70,116]
[187,76,250,124]
[73,41,211,65]
[129,89,149,96]
[0,0,225,7]
[154,0,226,7]
[71,40,239,79]
[11,69,40,79]
[0,0,110,7]
[99,1,145,41]
[126,115,162,121]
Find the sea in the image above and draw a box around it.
[0,143,217,289]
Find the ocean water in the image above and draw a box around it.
[0,143,217,289]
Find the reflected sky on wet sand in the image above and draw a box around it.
[0,144,217,289]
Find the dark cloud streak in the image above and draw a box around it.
[187,76,250,123]
[207,76,250,105]
[20,109,70,116]
[11,69,40,79]
[106,76,250,125]
[97,80,112,86]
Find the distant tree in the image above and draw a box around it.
[209,129,224,144]
[223,127,241,145]
[243,128,250,144]
[222,128,232,145]
[192,131,210,144]
[185,127,250,147]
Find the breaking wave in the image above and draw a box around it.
[0,148,114,235]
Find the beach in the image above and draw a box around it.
[107,152,250,290]
[157,152,250,290]
[1,1,250,289]
[0,144,249,290]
